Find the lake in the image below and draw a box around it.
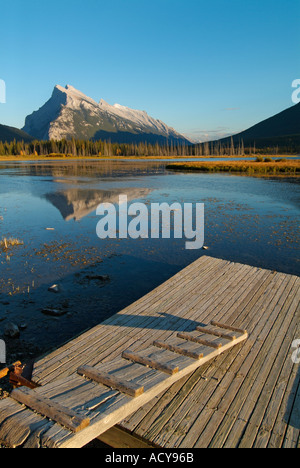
[0,159,299,356]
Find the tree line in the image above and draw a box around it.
[0,137,296,157]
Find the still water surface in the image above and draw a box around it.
[0,160,299,352]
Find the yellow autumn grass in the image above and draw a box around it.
[0,237,24,251]
[166,160,300,175]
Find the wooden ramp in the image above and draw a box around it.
[0,321,247,448]
[0,256,299,448]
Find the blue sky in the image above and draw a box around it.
[0,0,299,141]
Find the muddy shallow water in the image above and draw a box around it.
[0,160,299,366]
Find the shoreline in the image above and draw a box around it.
[0,154,299,162]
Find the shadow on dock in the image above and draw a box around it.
[284,366,300,430]
[110,311,206,332]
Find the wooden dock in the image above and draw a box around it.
[0,256,299,448]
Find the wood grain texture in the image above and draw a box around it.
[122,349,179,375]
[11,387,90,433]
[77,365,145,397]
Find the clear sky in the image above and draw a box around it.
[0,0,299,141]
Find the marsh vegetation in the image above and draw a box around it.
[166,159,300,175]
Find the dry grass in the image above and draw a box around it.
[166,160,300,175]
[0,237,24,251]
[0,154,299,162]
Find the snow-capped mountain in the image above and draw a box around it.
[22,85,190,144]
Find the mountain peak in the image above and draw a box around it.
[52,84,67,97]
[65,84,76,91]
[54,85,98,107]
[22,84,190,144]
[99,98,110,107]
[54,84,83,94]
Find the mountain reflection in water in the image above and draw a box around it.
[45,188,152,221]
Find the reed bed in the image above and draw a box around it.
[166,160,300,175]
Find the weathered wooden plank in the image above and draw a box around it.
[253,366,298,448]
[97,261,242,370]
[267,354,300,448]
[177,331,223,349]
[97,425,156,449]
[157,272,295,448]
[0,373,121,448]
[142,365,212,444]
[196,325,237,341]
[237,308,299,448]
[77,365,145,397]
[151,283,275,448]
[210,280,300,448]
[210,321,247,335]
[34,317,249,448]
[144,273,298,449]
[114,261,246,362]
[0,406,51,448]
[153,339,204,360]
[200,281,293,448]
[122,349,179,375]
[0,398,28,426]
[11,387,90,433]
[79,272,298,448]
[282,418,300,449]
[123,346,199,378]
[123,267,273,438]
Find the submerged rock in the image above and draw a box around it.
[41,308,67,317]
[4,323,20,338]
[48,284,60,293]
[85,274,110,281]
